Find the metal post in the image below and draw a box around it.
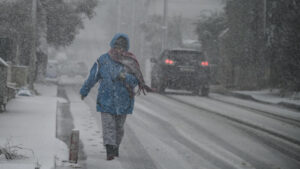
[69,129,79,163]
[14,34,20,65]
[162,0,168,50]
[131,0,137,53]
[263,0,267,36]
[117,0,121,32]
[29,0,37,89]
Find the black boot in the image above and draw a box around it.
[113,146,119,157]
[106,145,114,160]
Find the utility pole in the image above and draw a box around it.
[116,0,121,32]
[162,0,168,50]
[131,0,137,53]
[29,0,37,89]
[263,0,267,36]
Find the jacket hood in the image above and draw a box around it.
[110,33,130,51]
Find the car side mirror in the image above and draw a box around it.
[150,58,157,63]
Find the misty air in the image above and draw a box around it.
[0,0,299,169]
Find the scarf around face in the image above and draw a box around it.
[109,48,152,97]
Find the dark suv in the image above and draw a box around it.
[151,49,210,96]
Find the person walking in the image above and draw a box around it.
[80,33,151,160]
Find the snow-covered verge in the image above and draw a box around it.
[232,89,300,111]
[64,87,123,169]
[57,75,85,86]
[0,84,68,169]
[234,89,300,104]
[210,85,300,111]
[44,75,85,86]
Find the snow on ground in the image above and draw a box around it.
[134,103,253,169]
[136,94,300,169]
[65,87,123,169]
[210,93,300,120]
[57,75,85,86]
[57,86,300,169]
[234,89,300,106]
[168,94,300,143]
[0,83,68,169]
[128,113,205,169]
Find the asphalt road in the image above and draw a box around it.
[72,86,300,169]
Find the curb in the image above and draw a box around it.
[226,92,272,105]
[278,102,300,112]
[225,91,300,112]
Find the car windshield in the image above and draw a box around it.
[165,51,204,64]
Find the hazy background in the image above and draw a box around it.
[59,0,224,68]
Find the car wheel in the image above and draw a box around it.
[201,87,209,96]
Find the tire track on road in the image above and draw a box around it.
[161,94,300,162]
[136,96,280,169]
[164,95,300,146]
[134,105,240,169]
[208,95,300,128]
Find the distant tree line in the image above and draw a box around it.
[141,15,183,58]
[196,0,300,92]
[266,0,300,91]
[0,0,98,71]
[0,0,33,65]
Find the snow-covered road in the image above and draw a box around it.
[68,86,300,169]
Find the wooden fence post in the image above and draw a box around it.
[69,129,79,163]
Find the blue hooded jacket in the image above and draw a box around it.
[80,33,139,115]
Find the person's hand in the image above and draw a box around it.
[81,95,85,100]
[118,72,126,80]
